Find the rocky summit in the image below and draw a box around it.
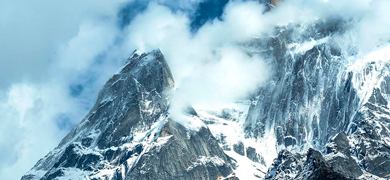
[21,50,235,180]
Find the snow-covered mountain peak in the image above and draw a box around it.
[20,6,390,180]
[22,49,237,180]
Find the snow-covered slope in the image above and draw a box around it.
[21,50,235,180]
[195,102,269,179]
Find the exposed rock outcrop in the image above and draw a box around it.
[21,50,234,180]
[265,133,362,180]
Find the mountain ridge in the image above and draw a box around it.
[22,7,390,180]
[22,49,236,180]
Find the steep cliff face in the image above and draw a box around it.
[242,17,390,179]
[346,50,390,178]
[21,50,234,180]
[244,19,355,149]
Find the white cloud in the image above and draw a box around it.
[265,0,390,54]
[124,1,270,110]
[0,84,70,179]
[0,0,126,88]
[355,0,390,53]
[0,0,126,179]
[120,0,390,130]
[1,0,390,179]
[56,22,118,71]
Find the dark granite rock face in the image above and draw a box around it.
[129,119,232,180]
[244,19,356,149]
[56,49,175,150]
[323,132,363,179]
[298,149,350,180]
[350,123,390,178]
[246,146,260,163]
[21,50,234,180]
[233,141,245,156]
[265,150,304,180]
[265,131,388,179]
[265,136,362,180]
[242,16,390,179]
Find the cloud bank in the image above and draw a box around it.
[123,1,270,108]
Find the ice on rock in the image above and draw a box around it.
[22,50,235,180]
